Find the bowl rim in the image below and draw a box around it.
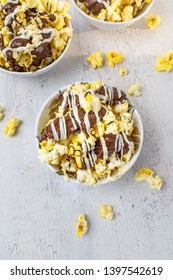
[35,81,144,186]
[0,21,73,76]
[72,0,154,26]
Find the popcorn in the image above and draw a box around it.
[40,140,54,151]
[127,84,141,96]
[76,0,152,22]
[74,214,88,237]
[0,106,4,120]
[38,82,137,185]
[87,51,103,69]
[119,68,128,76]
[106,51,123,67]
[0,0,72,72]
[4,118,20,137]
[121,6,133,22]
[135,168,163,190]
[100,205,114,220]
[147,15,161,29]
[156,50,173,73]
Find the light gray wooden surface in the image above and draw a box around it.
[0,0,173,260]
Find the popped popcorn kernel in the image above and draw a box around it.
[74,214,88,238]
[156,50,173,73]
[40,140,54,151]
[147,15,161,29]
[106,51,123,67]
[87,51,103,69]
[100,205,114,220]
[135,168,163,190]
[127,84,141,96]
[4,118,20,137]
[0,106,4,120]
[119,68,128,76]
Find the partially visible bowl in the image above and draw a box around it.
[35,82,144,186]
[72,0,154,31]
[0,11,72,77]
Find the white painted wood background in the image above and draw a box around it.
[0,0,173,260]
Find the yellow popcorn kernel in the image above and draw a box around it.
[147,15,161,29]
[90,81,103,90]
[0,53,6,67]
[74,214,88,238]
[121,6,133,22]
[4,118,20,137]
[26,0,37,8]
[127,84,141,96]
[119,67,128,76]
[87,51,103,69]
[75,156,82,169]
[106,51,123,67]
[40,140,53,151]
[85,93,94,103]
[3,34,12,47]
[135,168,163,190]
[100,205,114,220]
[164,50,173,65]
[156,50,173,73]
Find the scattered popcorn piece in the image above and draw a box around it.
[100,205,114,220]
[4,118,20,136]
[0,106,4,120]
[106,51,124,67]
[119,68,128,76]
[135,168,163,190]
[87,51,103,69]
[74,214,88,237]
[147,15,161,29]
[127,84,141,96]
[156,50,173,72]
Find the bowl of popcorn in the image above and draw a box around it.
[36,81,144,186]
[73,0,154,31]
[0,0,73,76]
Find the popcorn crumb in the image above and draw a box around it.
[4,118,20,136]
[127,84,141,96]
[0,106,4,120]
[100,205,114,220]
[147,15,161,29]
[119,68,128,76]
[87,51,103,69]
[106,51,123,67]
[74,214,88,237]
[135,168,163,190]
[156,50,173,73]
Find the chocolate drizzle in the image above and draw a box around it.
[31,42,51,66]
[79,0,110,15]
[39,84,134,170]
[0,1,58,72]
[3,2,17,15]
[10,38,30,48]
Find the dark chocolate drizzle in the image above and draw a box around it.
[10,38,30,48]
[3,2,17,15]
[31,42,51,66]
[79,0,110,15]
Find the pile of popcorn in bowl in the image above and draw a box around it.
[0,0,72,74]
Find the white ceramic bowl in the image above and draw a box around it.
[0,21,72,77]
[35,82,144,185]
[72,0,154,31]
